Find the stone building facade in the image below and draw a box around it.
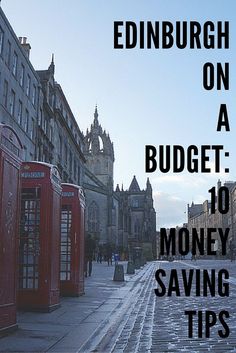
[0,7,42,161]
[187,180,236,256]
[229,184,236,248]
[36,58,85,184]
[0,6,85,185]
[115,176,156,260]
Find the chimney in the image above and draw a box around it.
[18,37,31,58]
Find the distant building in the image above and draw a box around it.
[187,180,236,256]
[115,176,156,260]
[229,183,236,249]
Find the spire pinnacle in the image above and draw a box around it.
[146,177,152,193]
[48,53,55,75]
[94,105,98,124]
[116,184,120,192]
[129,175,141,192]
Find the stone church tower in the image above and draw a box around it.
[84,106,114,190]
[83,107,119,246]
[83,107,156,255]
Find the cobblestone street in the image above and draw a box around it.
[1,260,235,353]
[151,261,236,353]
[88,260,236,353]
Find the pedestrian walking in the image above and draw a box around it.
[97,245,103,263]
[114,252,119,265]
[105,243,113,266]
[84,234,96,277]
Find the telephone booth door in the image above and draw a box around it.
[60,184,85,296]
[18,162,62,312]
[0,124,22,333]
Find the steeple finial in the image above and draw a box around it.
[146,177,152,193]
[48,53,55,75]
[129,175,141,192]
[116,184,120,192]
[94,105,99,125]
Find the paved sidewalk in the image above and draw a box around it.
[1,260,235,353]
[0,261,150,353]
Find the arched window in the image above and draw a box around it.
[88,201,99,233]
[98,136,104,151]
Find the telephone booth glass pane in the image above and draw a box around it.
[19,188,40,289]
[60,205,72,280]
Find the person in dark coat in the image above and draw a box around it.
[105,243,113,266]
[97,245,103,263]
[84,234,96,277]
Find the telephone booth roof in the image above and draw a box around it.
[62,183,84,194]
[21,161,61,189]
[0,124,23,159]
[61,183,85,204]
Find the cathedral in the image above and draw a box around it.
[83,107,119,247]
[83,108,156,259]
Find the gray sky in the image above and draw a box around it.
[2,0,236,228]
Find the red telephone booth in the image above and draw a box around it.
[0,124,22,333]
[18,162,62,312]
[60,184,85,296]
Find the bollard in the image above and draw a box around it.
[126,261,135,274]
[113,264,124,281]
[141,257,146,267]
[134,258,141,269]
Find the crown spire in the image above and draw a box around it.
[94,105,99,126]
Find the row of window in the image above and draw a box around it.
[0,26,37,107]
[37,139,81,185]
[65,113,81,147]
[38,90,83,160]
[60,206,72,281]
[0,28,83,179]
[88,201,99,232]
[56,98,82,147]
[58,135,80,179]
[2,79,35,139]
[19,189,40,289]
[37,102,82,184]
[38,110,53,142]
